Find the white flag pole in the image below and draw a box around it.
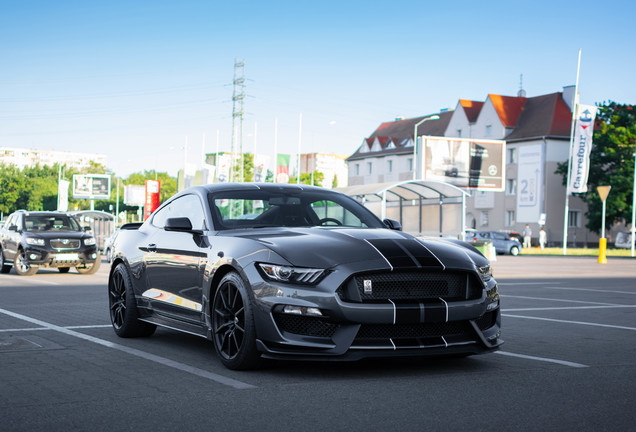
[562,49,582,255]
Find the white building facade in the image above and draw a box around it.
[0,147,107,171]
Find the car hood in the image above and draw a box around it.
[230,227,487,271]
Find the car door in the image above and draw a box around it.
[143,194,208,321]
[491,232,508,253]
[2,213,21,261]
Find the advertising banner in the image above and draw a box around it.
[568,104,597,194]
[72,174,111,199]
[516,143,544,223]
[276,154,290,183]
[216,153,232,183]
[124,185,145,206]
[57,179,70,211]
[144,180,161,220]
[254,154,271,182]
[423,137,505,191]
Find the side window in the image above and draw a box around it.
[152,195,206,230]
[309,200,367,227]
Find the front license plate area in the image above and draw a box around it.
[56,253,79,262]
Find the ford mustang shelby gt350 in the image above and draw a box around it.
[108,183,502,369]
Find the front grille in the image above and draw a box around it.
[273,313,339,338]
[475,311,497,331]
[339,271,481,302]
[355,321,471,340]
[50,239,80,250]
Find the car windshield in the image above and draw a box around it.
[208,189,383,230]
[24,215,82,232]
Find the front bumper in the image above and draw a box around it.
[21,246,99,268]
[246,264,503,361]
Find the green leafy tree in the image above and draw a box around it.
[289,171,324,187]
[556,102,636,234]
[0,165,26,214]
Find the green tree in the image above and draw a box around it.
[0,165,26,214]
[289,171,324,187]
[556,102,636,234]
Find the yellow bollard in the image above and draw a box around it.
[598,238,608,264]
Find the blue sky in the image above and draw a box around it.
[1,0,634,177]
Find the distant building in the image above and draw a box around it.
[300,153,349,188]
[346,86,599,247]
[0,147,107,171]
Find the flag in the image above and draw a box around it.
[57,179,70,211]
[568,104,597,194]
[276,154,290,183]
[253,154,271,182]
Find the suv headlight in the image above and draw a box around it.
[258,263,326,285]
[84,237,96,246]
[25,237,45,246]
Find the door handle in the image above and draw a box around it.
[147,243,157,253]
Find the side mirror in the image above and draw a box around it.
[383,218,402,231]
[8,225,19,232]
[84,226,92,232]
[165,217,196,233]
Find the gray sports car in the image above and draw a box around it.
[108,183,502,370]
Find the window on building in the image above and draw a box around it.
[506,179,516,195]
[568,210,581,228]
[506,210,515,226]
[486,125,492,137]
[457,129,462,137]
[367,162,372,175]
[408,158,413,172]
[480,211,489,227]
[508,147,516,164]
[387,160,393,173]
[354,164,360,176]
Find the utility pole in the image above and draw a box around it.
[230,58,246,183]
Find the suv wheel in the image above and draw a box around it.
[14,249,38,276]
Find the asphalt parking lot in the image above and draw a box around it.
[1,255,635,431]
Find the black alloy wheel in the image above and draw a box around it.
[14,249,38,276]
[212,272,260,370]
[108,263,156,337]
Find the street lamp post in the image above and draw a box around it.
[413,115,440,180]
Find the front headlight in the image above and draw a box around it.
[258,263,326,285]
[25,237,45,246]
[84,237,96,246]
[478,264,492,283]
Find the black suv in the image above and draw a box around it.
[0,211,100,276]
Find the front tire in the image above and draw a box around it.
[108,263,156,337]
[76,258,101,275]
[14,249,38,276]
[212,272,261,370]
[510,246,520,256]
[0,248,11,273]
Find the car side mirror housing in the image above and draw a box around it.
[8,225,19,232]
[165,217,199,233]
[383,218,402,231]
[84,226,92,232]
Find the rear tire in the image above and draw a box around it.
[14,249,38,276]
[108,263,156,337]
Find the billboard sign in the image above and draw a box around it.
[423,137,505,191]
[72,174,111,200]
[124,185,145,206]
[144,180,161,220]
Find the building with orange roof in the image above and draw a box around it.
[347,85,599,247]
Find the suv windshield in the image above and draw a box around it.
[24,215,82,232]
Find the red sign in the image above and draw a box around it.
[144,180,161,220]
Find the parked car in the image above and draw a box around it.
[103,228,121,263]
[0,211,100,275]
[614,231,633,249]
[466,230,522,256]
[108,183,502,370]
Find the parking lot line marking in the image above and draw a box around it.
[0,307,256,390]
[542,286,636,295]
[501,295,620,306]
[0,275,60,285]
[506,305,636,312]
[503,313,636,331]
[498,282,562,285]
[495,351,588,368]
